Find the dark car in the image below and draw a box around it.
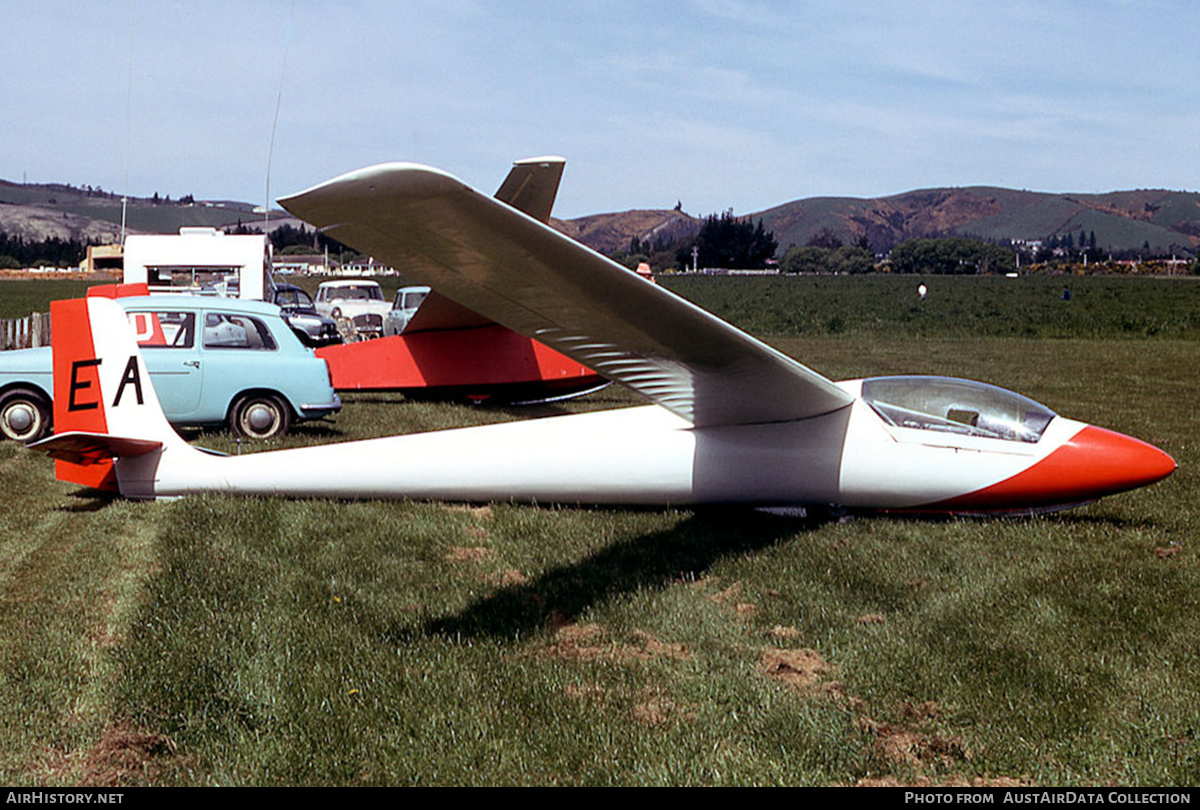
[272,284,342,347]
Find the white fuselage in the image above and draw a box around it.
[113,386,1101,511]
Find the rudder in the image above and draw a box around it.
[43,297,183,491]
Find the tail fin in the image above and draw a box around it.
[494,156,565,223]
[31,296,185,493]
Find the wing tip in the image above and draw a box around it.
[278,162,465,222]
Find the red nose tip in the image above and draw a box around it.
[936,425,1176,511]
[1061,426,1177,497]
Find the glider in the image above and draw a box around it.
[31,162,1175,512]
[314,156,607,403]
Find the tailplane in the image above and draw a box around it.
[30,296,187,493]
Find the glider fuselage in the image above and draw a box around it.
[107,384,1172,512]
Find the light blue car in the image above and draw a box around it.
[0,295,341,442]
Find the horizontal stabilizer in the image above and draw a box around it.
[29,431,163,466]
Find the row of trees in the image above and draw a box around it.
[31,182,197,205]
[782,235,1200,275]
[888,238,1016,274]
[0,231,90,268]
[611,210,777,272]
[779,244,874,274]
[150,192,195,205]
[615,233,682,274]
[0,222,350,271]
[2,212,1193,275]
[246,217,1199,275]
[609,213,1057,276]
[226,221,362,261]
[1018,234,1192,265]
[777,228,874,274]
[683,210,777,269]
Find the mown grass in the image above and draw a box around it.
[0,275,1196,786]
[661,273,1200,340]
[0,279,94,319]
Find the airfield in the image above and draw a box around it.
[0,272,1196,786]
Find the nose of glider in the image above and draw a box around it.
[1055,425,1177,499]
[992,425,1175,507]
[932,424,1175,512]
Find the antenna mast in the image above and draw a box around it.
[264,1,296,235]
[120,0,134,245]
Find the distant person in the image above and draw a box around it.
[1061,285,1071,301]
[917,283,927,300]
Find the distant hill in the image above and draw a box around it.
[550,208,700,254]
[3,178,1198,258]
[755,187,1200,255]
[556,187,1200,258]
[0,179,286,245]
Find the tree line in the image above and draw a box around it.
[777,228,875,274]
[611,209,777,271]
[227,222,362,262]
[608,213,1035,275]
[0,231,90,268]
[2,213,1193,276]
[887,238,1016,274]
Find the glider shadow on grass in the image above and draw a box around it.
[395,507,824,644]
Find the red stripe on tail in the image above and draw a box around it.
[50,298,117,491]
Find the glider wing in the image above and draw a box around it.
[402,156,566,334]
[279,163,853,427]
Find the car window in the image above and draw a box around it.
[326,285,382,301]
[202,313,277,350]
[129,311,195,348]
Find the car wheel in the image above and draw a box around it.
[231,393,291,440]
[0,388,51,443]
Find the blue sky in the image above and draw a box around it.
[5,1,1198,218]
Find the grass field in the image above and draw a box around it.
[0,275,1196,786]
[0,279,95,318]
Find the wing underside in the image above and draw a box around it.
[279,163,853,427]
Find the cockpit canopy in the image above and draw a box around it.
[861,376,1055,443]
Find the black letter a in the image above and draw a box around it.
[112,356,144,407]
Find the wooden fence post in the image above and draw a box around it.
[0,312,52,350]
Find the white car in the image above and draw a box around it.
[383,286,431,336]
[314,280,392,339]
